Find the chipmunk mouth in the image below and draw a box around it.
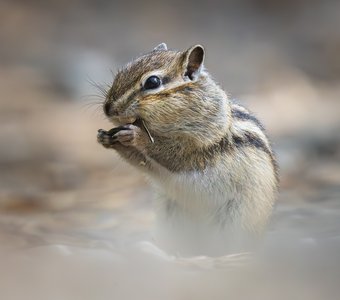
[117,116,137,124]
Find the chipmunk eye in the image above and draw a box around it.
[143,75,161,90]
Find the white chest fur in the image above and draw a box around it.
[146,152,276,256]
[151,165,237,223]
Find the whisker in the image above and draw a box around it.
[82,102,102,109]
[109,69,116,81]
[80,103,102,115]
[81,94,106,100]
[85,75,110,98]
[79,94,105,116]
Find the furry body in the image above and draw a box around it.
[97,43,278,256]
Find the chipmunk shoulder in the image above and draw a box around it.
[97,43,278,256]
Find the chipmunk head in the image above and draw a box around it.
[104,43,230,146]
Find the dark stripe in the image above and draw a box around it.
[231,108,265,131]
[233,131,271,156]
[203,130,272,163]
[126,90,139,103]
[232,131,279,182]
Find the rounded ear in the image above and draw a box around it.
[153,43,168,51]
[182,45,205,80]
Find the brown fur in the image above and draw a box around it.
[98,44,279,255]
[102,45,278,182]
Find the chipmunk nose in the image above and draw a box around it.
[104,101,113,116]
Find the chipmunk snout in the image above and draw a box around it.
[104,101,120,117]
[103,101,112,116]
[103,101,136,124]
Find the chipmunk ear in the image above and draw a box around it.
[153,43,168,51]
[182,45,205,80]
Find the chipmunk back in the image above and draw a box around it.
[97,43,278,256]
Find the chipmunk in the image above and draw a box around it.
[97,43,278,256]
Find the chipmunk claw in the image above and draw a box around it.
[97,129,118,148]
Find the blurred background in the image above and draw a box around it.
[1,0,340,299]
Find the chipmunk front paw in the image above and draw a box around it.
[112,124,149,149]
[97,128,117,148]
[97,125,149,150]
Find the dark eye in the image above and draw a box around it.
[143,75,161,90]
